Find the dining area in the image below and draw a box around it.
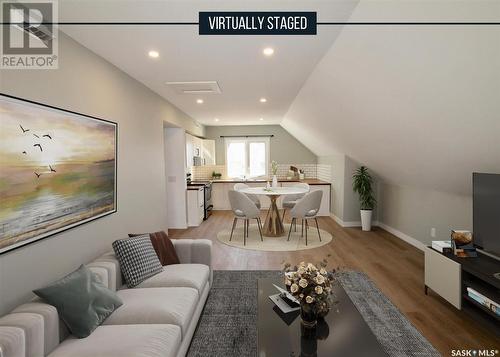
[216,181,333,251]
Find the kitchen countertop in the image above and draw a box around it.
[187,185,204,190]
[196,178,330,185]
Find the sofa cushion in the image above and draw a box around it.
[112,235,163,288]
[0,326,25,357]
[129,231,180,266]
[48,324,181,357]
[103,287,198,338]
[33,265,123,338]
[0,313,43,357]
[12,301,63,355]
[136,264,209,295]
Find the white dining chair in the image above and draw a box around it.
[282,183,309,230]
[228,190,263,245]
[287,190,323,246]
[234,183,261,209]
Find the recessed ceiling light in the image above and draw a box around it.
[263,47,274,56]
[214,118,219,122]
[260,117,264,121]
[148,50,159,58]
[196,99,204,104]
[259,98,267,103]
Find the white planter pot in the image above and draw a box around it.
[272,175,278,188]
[360,210,373,231]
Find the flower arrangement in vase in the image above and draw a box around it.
[271,161,279,187]
[283,259,337,328]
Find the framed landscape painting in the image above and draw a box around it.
[0,94,117,254]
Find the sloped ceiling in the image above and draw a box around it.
[282,0,500,195]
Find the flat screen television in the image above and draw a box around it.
[473,173,500,258]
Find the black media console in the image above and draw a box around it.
[442,250,500,335]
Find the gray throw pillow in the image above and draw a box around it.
[33,265,123,338]
[112,235,163,288]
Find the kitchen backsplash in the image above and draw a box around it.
[191,163,331,182]
[191,165,226,180]
[317,164,332,182]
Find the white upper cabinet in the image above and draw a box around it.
[202,139,216,165]
[186,133,194,169]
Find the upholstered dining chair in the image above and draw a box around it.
[287,190,323,246]
[282,183,310,230]
[228,190,264,245]
[234,183,261,209]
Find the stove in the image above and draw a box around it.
[187,180,212,220]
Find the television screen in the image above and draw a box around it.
[473,173,500,257]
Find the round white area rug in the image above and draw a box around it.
[216,223,332,251]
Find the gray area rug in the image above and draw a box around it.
[187,270,440,357]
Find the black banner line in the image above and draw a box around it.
[1,22,499,26]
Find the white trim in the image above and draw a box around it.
[330,213,378,228]
[377,222,426,251]
[224,136,270,179]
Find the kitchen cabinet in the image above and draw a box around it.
[186,133,194,169]
[212,183,231,210]
[186,134,216,168]
[192,136,203,157]
[202,139,216,165]
[187,187,204,226]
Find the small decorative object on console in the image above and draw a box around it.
[282,258,338,329]
[431,240,452,253]
[451,230,476,257]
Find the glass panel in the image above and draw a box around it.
[227,142,246,178]
[249,142,266,177]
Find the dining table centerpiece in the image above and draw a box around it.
[283,260,337,328]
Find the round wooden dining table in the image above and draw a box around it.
[238,186,309,237]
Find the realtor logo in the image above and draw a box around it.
[1,0,58,69]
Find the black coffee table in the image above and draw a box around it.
[258,279,387,357]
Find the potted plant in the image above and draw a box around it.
[352,166,376,231]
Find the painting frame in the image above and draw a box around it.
[0,93,118,255]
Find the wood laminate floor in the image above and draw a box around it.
[169,210,500,356]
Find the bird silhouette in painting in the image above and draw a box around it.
[19,125,29,133]
[34,172,42,178]
[33,134,40,138]
[42,134,52,139]
[49,165,56,173]
[33,143,43,152]
[22,151,27,155]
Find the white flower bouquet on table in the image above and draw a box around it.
[283,259,337,327]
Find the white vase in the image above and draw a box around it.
[360,210,373,231]
[272,175,278,188]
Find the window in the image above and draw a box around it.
[225,137,270,179]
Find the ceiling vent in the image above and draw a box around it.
[165,81,221,94]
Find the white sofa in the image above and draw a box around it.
[0,239,212,357]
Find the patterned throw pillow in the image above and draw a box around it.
[112,235,163,288]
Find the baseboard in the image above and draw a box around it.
[329,214,424,251]
[377,222,426,251]
[330,214,379,228]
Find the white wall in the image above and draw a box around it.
[164,128,188,229]
[281,0,498,243]
[0,33,198,315]
[205,125,317,165]
[378,183,472,246]
[282,0,500,196]
[318,154,379,225]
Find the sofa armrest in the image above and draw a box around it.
[171,239,212,285]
